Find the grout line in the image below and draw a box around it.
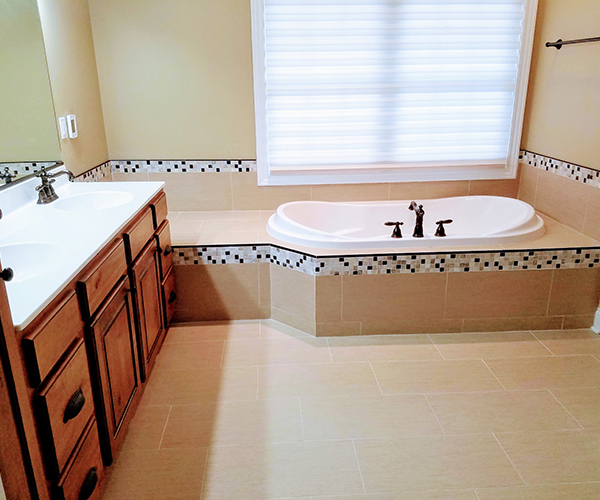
[473,487,482,500]
[481,359,508,391]
[529,331,556,356]
[427,334,446,360]
[325,338,334,362]
[547,389,584,430]
[424,394,446,435]
[592,354,600,365]
[493,433,528,486]
[351,439,367,494]
[561,316,566,330]
[157,405,173,449]
[545,270,555,316]
[298,398,306,441]
[199,447,210,500]
[368,361,384,395]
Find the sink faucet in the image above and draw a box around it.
[35,166,75,204]
[408,201,425,238]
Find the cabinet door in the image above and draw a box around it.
[131,238,165,382]
[86,277,140,465]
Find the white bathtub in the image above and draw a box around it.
[267,196,545,249]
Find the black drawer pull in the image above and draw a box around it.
[168,290,177,304]
[1,267,14,282]
[163,245,173,256]
[78,467,98,500]
[63,388,85,423]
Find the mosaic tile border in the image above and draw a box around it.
[520,150,600,188]
[111,159,257,174]
[75,162,112,183]
[173,245,600,277]
[0,161,59,178]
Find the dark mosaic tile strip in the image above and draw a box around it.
[173,245,600,277]
[75,162,112,183]
[520,150,600,188]
[111,159,257,174]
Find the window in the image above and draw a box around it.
[251,0,538,185]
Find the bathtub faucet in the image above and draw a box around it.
[408,201,425,238]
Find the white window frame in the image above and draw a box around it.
[251,0,539,186]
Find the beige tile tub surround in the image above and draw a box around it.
[103,321,600,499]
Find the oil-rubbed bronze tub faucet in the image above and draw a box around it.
[408,201,425,238]
[435,219,453,237]
[384,221,404,238]
[35,166,75,204]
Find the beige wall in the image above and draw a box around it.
[38,0,109,176]
[521,0,600,170]
[88,0,256,160]
[0,0,60,162]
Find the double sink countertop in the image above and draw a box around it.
[0,172,164,331]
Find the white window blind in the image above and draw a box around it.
[252,0,536,184]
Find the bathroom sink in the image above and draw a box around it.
[52,191,134,211]
[0,242,66,283]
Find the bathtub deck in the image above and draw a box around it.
[168,210,600,255]
[100,320,600,499]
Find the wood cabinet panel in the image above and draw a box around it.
[150,191,168,229]
[54,418,103,500]
[35,339,94,477]
[22,291,83,387]
[123,208,154,264]
[132,239,165,382]
[156,220,173,279]
[87,277,140,465]
[77,240,127,320]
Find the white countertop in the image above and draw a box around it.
[0,173,164,331]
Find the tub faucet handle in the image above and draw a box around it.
[384,221,404,238]
[435,219,453,237]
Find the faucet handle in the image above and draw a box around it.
[434,219,453,237]
[384,221,404,238]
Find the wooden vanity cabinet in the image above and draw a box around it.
[131,238,165,382]
[85,277,140,465]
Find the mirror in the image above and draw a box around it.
[0,0,61,187]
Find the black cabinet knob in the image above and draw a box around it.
[78,468,98,500]
[168,290,177,304]
[163,245,173,256]
[1,268,14,282]
[63,388,86,423]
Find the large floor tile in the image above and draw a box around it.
[101,447,207,500]
[550,387,600,428]
[427,391,579,434]
[222,337,331,366]
[496,430,600,484]
[121,405,170,451]
[314,491,478,500]
[160,399,302,448]
[485,356,600,390]
[328,335,442,362]
[354,435,523,493]
[142,366,257,405]
[202,440,364,499]
[301,395,443,440]
[430,332,552,359]
[154,341,224,370]
[166,321,260,342]
[258,363,380,399]
[476,483,600,500]
[371,360,504,394]
[533,329,600,355]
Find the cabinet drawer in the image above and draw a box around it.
[54,418,103,500]
[151,191,168,229]
[36,339,94,476]
[123,207,154,264]
[156,220,173,279]
[23,291,84,387]
[163,266,176,325]
[77,239,127,320]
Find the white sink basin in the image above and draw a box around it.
[52,191,134,211]
[0,243,66,283]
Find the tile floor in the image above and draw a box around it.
[100,322,600,500]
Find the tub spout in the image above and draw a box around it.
[408,201,425,238]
